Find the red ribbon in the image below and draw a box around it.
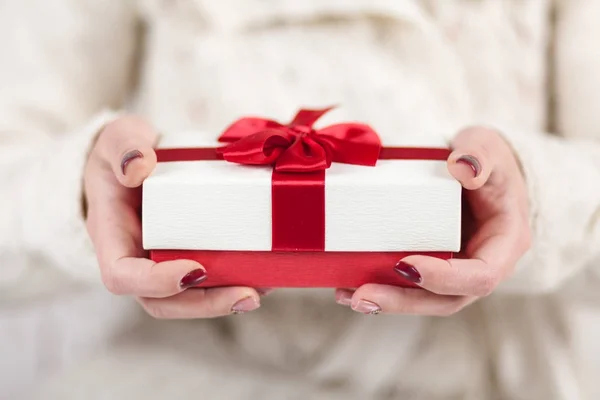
[216,107,382,172]
[155,108,451,252]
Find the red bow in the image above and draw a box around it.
[216,107,382,172]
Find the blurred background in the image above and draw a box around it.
[3,1,600,399]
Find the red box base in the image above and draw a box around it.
[150,250,453,288]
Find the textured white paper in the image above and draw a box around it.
[143,134,462,252]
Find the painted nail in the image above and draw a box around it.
[231,297,260,314]
[456,155,481,177]
[352,300,381,315]
[394,261,422,284]
[256,288,274,296]
[121,150,143,175]
[179,269,207,289]
[335,290,353,307]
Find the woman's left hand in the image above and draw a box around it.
[335,127,531,315]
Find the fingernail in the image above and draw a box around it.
[456,155,481,177]
[121,150,143,175]
[352,300,381,315]
[231,296,260,314]
[179,268,207,289]
[256,288,274,296]
[394,261,423,284]
[335,290,353,306]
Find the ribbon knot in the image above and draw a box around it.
[289,125,314,136]
[216,107,382,173]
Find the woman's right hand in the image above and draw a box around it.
[83,116,262,318]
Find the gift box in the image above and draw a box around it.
[142,108,461,288]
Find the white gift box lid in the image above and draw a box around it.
[142,134,462,252]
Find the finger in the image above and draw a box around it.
[88,193,210,298]
[95,116,159,187]
[102,257,209,298]
[137,287,261,319]
[335,288,354,306]
[256,288,275,296]
[393,229,522,297]
[348,284,474,316]
[447,126,499,190]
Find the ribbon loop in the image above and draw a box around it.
[216,107,382,172]
[155,108,452,253]
[216,129,294,166]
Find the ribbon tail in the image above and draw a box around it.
[290,106,336,127]
[274,136,330,172]
[218,129,295,166]
[316,123,382,166]
[219,118,285,142]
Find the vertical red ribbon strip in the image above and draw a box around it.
[154,108,451,252]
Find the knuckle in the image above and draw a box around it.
[105,115,144,132]
[459,125,485,136]
[139,298,169,319]
[109,116,156,142]
[97,116,156,156]
[478,140,496,161]
[475,272,500,297]
[85,217,96,237]
[433,308,454,317]
[477,126,504,146]
[206,297,228,317]
[460,125,498,143]
[100,268,125,295]
[391,301,414,315]
[520,226,532,252]
[484,127,503,142]
[97,121,123,145]
[435,300,465,317]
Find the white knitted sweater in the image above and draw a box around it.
[3,0,600,399]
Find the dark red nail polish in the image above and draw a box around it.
[121,150,143,175]
[179,269,207,289]
[394,261,422,284]
[456,155,481,177]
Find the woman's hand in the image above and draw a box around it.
[84,116,262,318]
[335,127,531,315]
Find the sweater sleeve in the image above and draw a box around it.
[0,1,139,300]
[485,0,600,298]
[488,130,600,296]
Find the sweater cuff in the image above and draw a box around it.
[21,110,121,285]
[494,128,541,235]
[493,128,584,293]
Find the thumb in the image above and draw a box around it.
[447,127,496,190]
[96,116,159,188]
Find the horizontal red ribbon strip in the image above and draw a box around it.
[154,107,450,252]
[156,146,451,163]
[216,106,382,172]
[155,146,451,251]
[150,250,452,288]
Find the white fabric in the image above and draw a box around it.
[2,0,600,399]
